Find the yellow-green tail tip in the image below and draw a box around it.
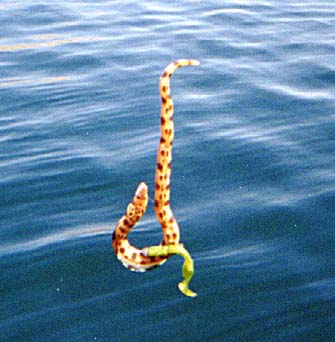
[147,244,197,297]
[178,281,197,297]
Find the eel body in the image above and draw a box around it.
[112,59,199,296]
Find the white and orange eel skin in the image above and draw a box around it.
[112,59,199,297]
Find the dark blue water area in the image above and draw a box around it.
[1,0,335,341]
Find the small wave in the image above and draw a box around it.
[0,76,69,88]
[301,277,335,301]
[195,241,276,270]
[0,225,112,257]
[0,36,105,52]
[262,82,334,101]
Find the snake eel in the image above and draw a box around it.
[112,59,199,297]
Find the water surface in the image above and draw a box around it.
[1,1,335,341]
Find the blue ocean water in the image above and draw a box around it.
[1,0,335,341]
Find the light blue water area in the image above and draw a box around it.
[1,1,335,341]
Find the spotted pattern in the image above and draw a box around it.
[112,59,199,272]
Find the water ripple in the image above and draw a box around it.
[0,36,104,52]
[0,225,111,257]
